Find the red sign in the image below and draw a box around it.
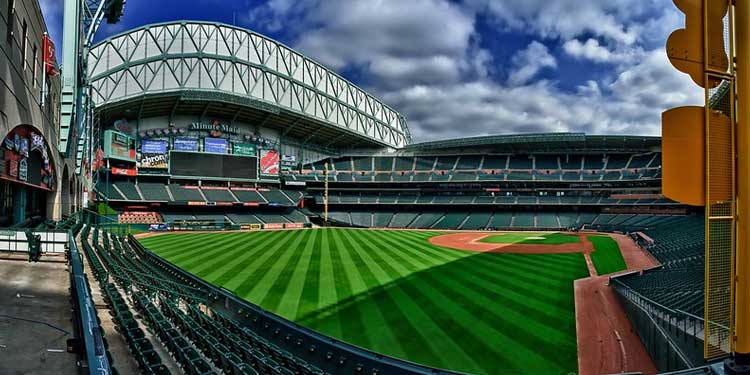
[242,202,260,207]
[42,35,58,76]
[111,167,137,176]
[264,223,284,229]
[260,150,280,175]
[285,223,304,229]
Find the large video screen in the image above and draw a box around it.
[170,151,257,179]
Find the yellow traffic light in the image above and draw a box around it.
[666,0,729,88]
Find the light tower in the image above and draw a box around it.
[662,0,750,371]
[60,0,125,207]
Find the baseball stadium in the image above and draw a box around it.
[2,1,750,375]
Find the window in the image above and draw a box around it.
[32,44,37,87]
[6,0,14,44]
[21,19,27,70]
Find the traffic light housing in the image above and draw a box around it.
[666,0,729,88]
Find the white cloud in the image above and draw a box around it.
[508,41,557,86]
[245,0,702,141]
[562,38,643,64]
[470,0,646,44]
[563,39,613,62]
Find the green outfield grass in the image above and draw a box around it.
[139,229,589,375]
[479,232,581,245]
[589,236,627,275]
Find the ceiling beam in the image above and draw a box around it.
[324,133,347,147]
[230,107,243,124]
[168,98,181,123]
[199,102,211,122]
[281,116,304,138]
[302,126,325,145]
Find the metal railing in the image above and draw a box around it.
[611,276,706,371]
[68,226,112,374]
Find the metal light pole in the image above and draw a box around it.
[324,162,329,223]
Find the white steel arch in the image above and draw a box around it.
[87,21,411,148]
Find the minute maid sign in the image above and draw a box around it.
[189,120,240,136]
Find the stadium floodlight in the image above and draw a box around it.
[666,0,729,88]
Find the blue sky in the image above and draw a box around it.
[39,0,703,142]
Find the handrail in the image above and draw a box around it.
[68,228,112,374]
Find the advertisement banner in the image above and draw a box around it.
[18,138,29,157]
[259,149,280,175]
[42,34,58,76]
[204,138,228,154]
[232,142,256,156]
[111,167,137,176]
[148,223,168,231]
[141,139,167,154]
[174,137,199,151]
[18,159,27,181]
[139,153,168,169]
[281,154,296,163]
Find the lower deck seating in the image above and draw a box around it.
[513,213,535,228]
[409,213,444,228]
[226,213,262,224]
[202,189,236,202]
[613,215,705,316]
[138,183,171,201]
[168,185,204,202]
[350,212,373,227]
[115,182,142,200]
[432,213,468,229]
[119,211,162,224]
[161,213,196,222]
[255,213,291,224]
[460,212,491,230]
[79,226,330,375]
[536,213,559,228]
[389,212,418,228]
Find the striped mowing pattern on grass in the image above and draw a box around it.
[139,229,589,375]
[589,236,627,275]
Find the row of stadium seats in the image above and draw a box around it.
[79,226,172,374]
[83,227,330,375]
[305,153,661,172]
[119,211,162,224]
[324,210,679,230]
[80,225,407,374]
[313,193,676,206]
[158,211,309,225]
[96,182,303,205]
[287,169,661,182]
[613,215,705,317]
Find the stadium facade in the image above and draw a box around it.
[0,0,78,226]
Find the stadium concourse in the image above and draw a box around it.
[0,9,723,375]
